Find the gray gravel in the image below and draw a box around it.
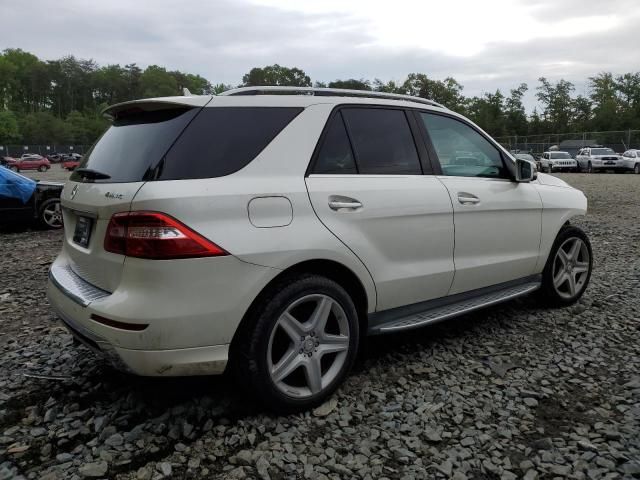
[1,173,639,480]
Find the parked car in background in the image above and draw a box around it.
[0,166,64,229]
[539,151,577,173]
[621,149,640,174]
[21,153,44,160]
[47,87,593,412]
[3,156,51,172]
[1,156,16,167]
[60,157,80,172]
[576,147,624,173]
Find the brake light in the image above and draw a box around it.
[104,211,227,259]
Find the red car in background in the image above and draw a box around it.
[2,155,51,172]
[61,153,82,171]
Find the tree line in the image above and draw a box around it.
[1,48,639,147]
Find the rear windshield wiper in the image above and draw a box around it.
[75,168,111,180]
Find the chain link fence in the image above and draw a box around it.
[0,145,92,157]
[494,130,640,158]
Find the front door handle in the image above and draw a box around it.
[328,196,362,211]
[457,192,480,205]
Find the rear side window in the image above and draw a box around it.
[159,107,302,180]
[71,108,198,183]
[342,108,421,175]
[313,113,357,174]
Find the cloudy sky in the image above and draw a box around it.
[2,0,639,109]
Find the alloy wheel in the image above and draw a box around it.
[267,294,350,398]
[552,237,590,300]
[43,201,63,228]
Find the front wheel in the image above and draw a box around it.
[232,274,359,413]
[635,164,640,174]
[10,166,19,172]
[587,162,593,173]
[540,225,592,306]
[38,165,47,172]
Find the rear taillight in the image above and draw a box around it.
[104,211,227,259]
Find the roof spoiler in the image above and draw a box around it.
[102,96,213,118]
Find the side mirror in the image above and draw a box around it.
[515,158,536,182]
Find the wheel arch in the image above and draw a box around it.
[230,258,371,353]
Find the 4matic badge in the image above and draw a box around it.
[105,192,124,200]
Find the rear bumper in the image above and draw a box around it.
[47,252,279,376]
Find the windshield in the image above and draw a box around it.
[550,152,572,159]
[591,148,615,155]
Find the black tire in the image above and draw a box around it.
[635,164,640,175]
[10,165,19,172]
[539,225,592,307]
[38,165,47,172]
[39,198,63,229]
[232,274,360,413]
[587,162,593,173]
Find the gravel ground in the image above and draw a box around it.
[1,173,639,480]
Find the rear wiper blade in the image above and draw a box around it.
[75,168,111,180]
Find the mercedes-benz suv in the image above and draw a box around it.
[48,87,592,411]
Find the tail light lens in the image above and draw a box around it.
[105,211,227,259]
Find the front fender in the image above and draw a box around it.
[534,184,587,272]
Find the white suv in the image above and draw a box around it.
[621,149,640,174]
[539,151,577,173]
[48,87,593,411]
[576,147,624,172]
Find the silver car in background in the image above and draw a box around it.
[621,149,640,174]
[576,147,624,173]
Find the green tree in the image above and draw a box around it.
[140,65,179,98]
[504,83,528,136]
[327,79,371,90]
[0,110,20,143]
[536,77,575,132]
[20,112,68,144]
[242,64,311,87]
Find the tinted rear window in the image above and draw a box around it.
[341,108,421,175]
[158,107,302,180]
[71,108,198,183]
[72,106,302,183]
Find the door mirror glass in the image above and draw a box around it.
[515,158,536,182]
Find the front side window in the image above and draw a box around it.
[420,113,508,178]
[341,108,421,175]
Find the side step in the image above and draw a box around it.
[370,281,540,334]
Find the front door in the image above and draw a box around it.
[418,111,543,295]
[306,107,455,311]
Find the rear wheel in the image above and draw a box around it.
[635,164,640,174]
[39,198,63,229]
[540,225,592,306]
[233,274,359,413]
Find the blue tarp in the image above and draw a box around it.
[0,165,37,204]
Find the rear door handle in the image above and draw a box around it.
[457,192,480,205]
[328,196,362,211]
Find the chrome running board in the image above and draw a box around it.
[369,278,540,334]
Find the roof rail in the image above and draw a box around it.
[219,86,447,109]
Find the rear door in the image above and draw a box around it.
[418,111,542,295]
[306,107,454,311]
[59,102,206,292]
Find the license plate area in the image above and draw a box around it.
[73,216,93,248]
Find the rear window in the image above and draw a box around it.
[158,107,302,180]
[71,108,198,183]
[73,106,302,183]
